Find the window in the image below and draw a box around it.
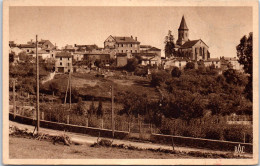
[122,50,123,53]
[68,58,70,60]
[27,49,29,53]
[126,50,128,52]
[60,57,62,60]
[68,63,70,66]
[121,44,123,47]
[131,44,132,47]
[130,50,132,53]
[216,61,218,64]
[118,44,120,47]
[60,62,62,66]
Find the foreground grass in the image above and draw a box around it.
[9,136,196,159]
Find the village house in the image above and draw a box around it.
[204,58,221,69]
[116,53,128,67]
[83,52,110,66]
[63,45,76,53]
[73,52,84,61]
[55,52,73,73]
[220,56,243,71]
[162,57,189,70]
[104,35,140,58]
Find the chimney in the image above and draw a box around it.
[131,35,133,39]
[135,37,137,41]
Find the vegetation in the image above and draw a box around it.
[236,32,253,101]
[164,30,175,58]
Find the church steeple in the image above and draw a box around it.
[178,15,189,30]
[177,15,189,46]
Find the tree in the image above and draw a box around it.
[171,67,181,78]
[164,30,175,58]
[76,97,87,116]
[9,53,14,63]
[236,32,253,101]
[96,99,104,128]
[150,70,170,87]
[125,58,138,72]
[185,62,195,70]
[89,98,96,116]
[96,99,104,118]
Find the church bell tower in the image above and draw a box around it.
[176,15,189,46]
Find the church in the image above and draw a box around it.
[175,16,210,61]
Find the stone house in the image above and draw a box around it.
[204,58,221,69]
[116,53,128,67]
[162,57,189,70]
[55,52,73,73]
[104,35,140,56]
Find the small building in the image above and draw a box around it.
[220,56,243,71]
[55,52,73,73]
[116,53,128,67]
[83,53,110,65]
[162,57,189,70]
[104,35,141,54]
[204,58,221,69]
[73,52,84,61]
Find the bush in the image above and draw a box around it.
[171,67,181,78]
[150,70,170,87]
[185,62,195,70]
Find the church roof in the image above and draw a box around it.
[180,40,200,48]
[178,15,189,30]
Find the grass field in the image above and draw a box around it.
[47,71,160,101]
[9,136,195,159]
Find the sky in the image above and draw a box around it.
[9,6,252,58]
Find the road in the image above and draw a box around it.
[9,121,252,158]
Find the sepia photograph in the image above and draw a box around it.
[2,0,259,165]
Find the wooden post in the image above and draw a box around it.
[111,85,114,137]
[36,35,40,133]
[41,112,44,120]
[13,80,16,118]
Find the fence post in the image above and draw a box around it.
[86,117,88,127]
[67,114,70,124]
[41,112,44,120]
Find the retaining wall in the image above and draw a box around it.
[9,113,253,153]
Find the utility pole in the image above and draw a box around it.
[69,71,71,110]
[68,71,71,124]
[36,35,40,133]
[13,79,16,118]
[111,85,114,137]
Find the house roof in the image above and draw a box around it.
[112,36,140,44]
[18,44,35,48]
[116,53,127,57]
[56,52,72,58]
[140,45,152,48]
[148,47,161,51]
[205,58,220,62]
[178,15,189,30]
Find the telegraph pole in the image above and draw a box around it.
[36,35,40,133]
[111,85,114,137]
[69,71,71,110]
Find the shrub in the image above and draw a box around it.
[185,62,195,70]
[171,67,181,78]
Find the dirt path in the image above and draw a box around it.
[9,121,252,158]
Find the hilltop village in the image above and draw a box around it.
[9,16,243,74]
[9,16,251,145]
